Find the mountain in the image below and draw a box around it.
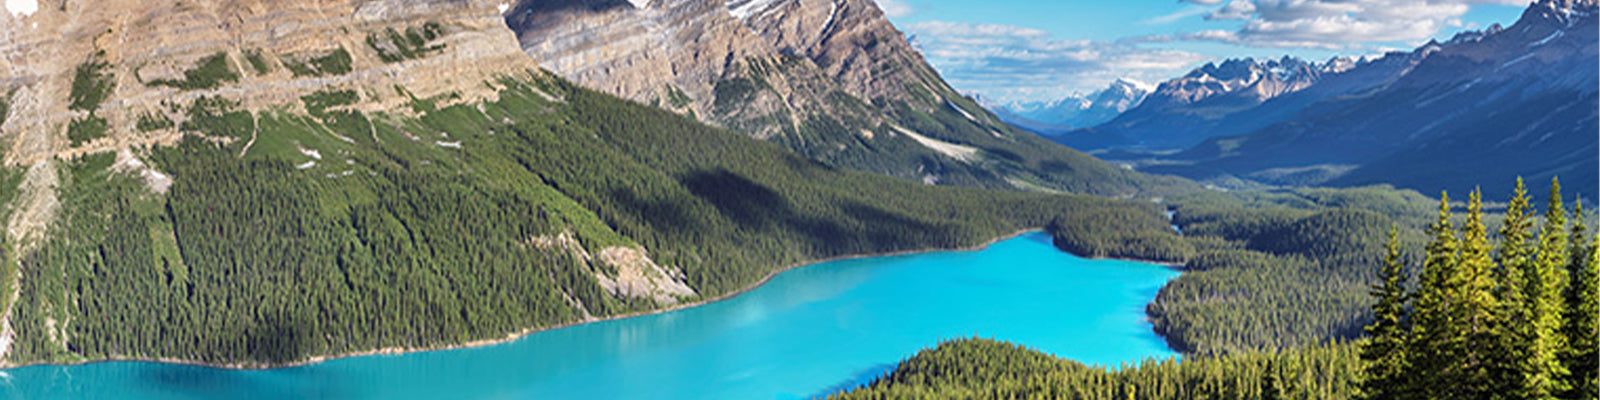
[982,78,1154,134]
[0,0,1171,367]
[504,0,1178,195]
[1057,56,1350,151]
[1151,0,1599,200]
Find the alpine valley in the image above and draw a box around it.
[0,0,1191,368]
[0,0,1594,399]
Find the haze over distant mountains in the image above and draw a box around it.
[1027,0,1599,200]
[1047,55,1359,152]
[979,78,1154,134]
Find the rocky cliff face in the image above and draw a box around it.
[2,0,529,165]
[506,0,1163,194]
[0,0,542,361]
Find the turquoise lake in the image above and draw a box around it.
[0,232,1179,400]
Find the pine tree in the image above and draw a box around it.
[1409,193,1461,399]
[1494,178,1537,396]
[1513,178,1571,399]
[1263,359,1285,400]
[1562,220,1598,400]
[1455,189,1501,397]
[1363,227,1410,400]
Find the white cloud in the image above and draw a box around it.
[1142,5,1215,25]
[875,0,913,18]
[904,21,1208,103]
[1177,0,1526,48]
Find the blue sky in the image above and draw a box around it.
[877,0,1528,103]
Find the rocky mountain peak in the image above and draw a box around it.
[509,0,1093,189]
[1517,0,1597,32]
[1146,56,1322,110]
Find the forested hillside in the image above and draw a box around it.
[1050,185,1442,354]
[830,338,1361,400]
[0,72,1172,367]
[843,179,1599,400]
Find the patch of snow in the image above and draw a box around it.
[627,0,649,10]
[299,147,322,160]
[1531,30,1564,47]
[296,161,317,170]
[820,0,838,33]
[1501,53,1537,69]
[437,141,462,148]
[892,125,980,162]
[497,2,509,14]
[1269,66,1292,80]
[1415,78,1480,109]
[946,100,981,123]
[5,0,37,18]
[727,0,779,19]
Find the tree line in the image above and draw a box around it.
[1361,178,1598,399]
[836,179,1596,400]
[830,337,1362,400]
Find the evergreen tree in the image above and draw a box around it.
[1264,359,1285,400]
[1409,193,1462,399]
[1362,227,1409,400]
[1494,178,1537,396]
[1455,189,1501,397]
[1515,178,1570,399]
[1562,224,1598,400]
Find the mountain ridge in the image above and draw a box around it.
[506,0,1181,195]
[982,78,1154,134]
[1056,55,1358,151]
[1138,0,1598,199]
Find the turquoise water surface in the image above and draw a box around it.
[0,232,1179,400]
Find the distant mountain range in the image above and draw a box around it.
[1053,0,1599,200]
[980,78,1154,134]
[1053,56,1357,151]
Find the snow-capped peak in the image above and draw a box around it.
[727,0,778,19]
[1110,78,1155,94]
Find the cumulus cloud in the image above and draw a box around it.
[874,0,913,18]
[1178,0,1525,48]
[904,21,1208,103]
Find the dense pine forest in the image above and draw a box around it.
[844,179,1600,400]
[0,73,1175,366]
[1361,179,1598,399]
[1051,186,1441,354]
[831,338,1361,400]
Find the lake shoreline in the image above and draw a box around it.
[1,228,1070,371]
